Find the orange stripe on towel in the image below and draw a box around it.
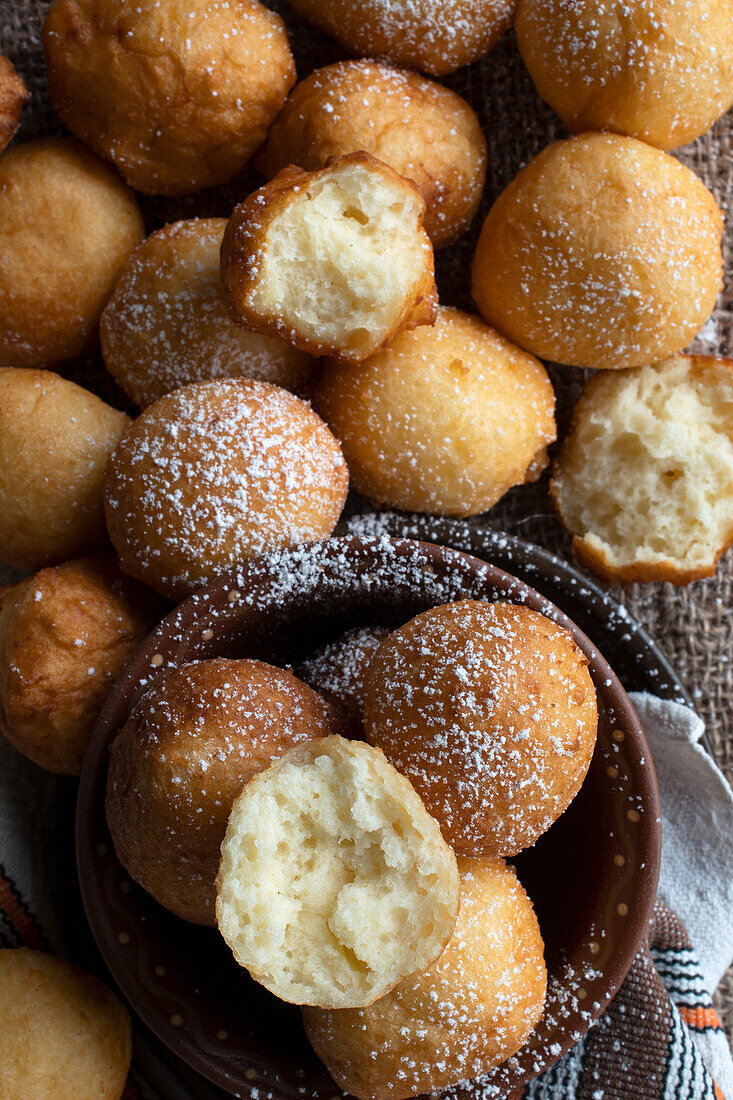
[0,869,46,950]
[677,1005,722,1031]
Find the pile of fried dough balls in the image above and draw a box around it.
[1,0,733,1091]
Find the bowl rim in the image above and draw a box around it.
[76,534,662,1099]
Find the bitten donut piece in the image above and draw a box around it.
[104,378,348,600]
[551,355,733,585]
[364,601,597,857]
[515,0,733,151]
[257,61,487,248]
[295,625,390,730]
[106,659,343,925]
[316,307,556,516]
[221,153,437,363]
[0,555,160,775]
[303,855,547,1100]
[286,0,516,76]
[0,138,143,368]
[0,53,30,153]
[0,948,131,1100]
[216,735,460,1008]
[472,133,722,370]
[101,219,317,408]
[0,369,129,570]
[43,0,295,196]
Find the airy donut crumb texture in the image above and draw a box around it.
[221,154,436,362]
[551,354,733,583]
[302,855,547,1100]
[216,735,460,1008]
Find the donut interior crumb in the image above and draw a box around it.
[553,355,733,573]
[216,735,458,1008]
[249,159,431,357]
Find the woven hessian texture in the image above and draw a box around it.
[2,0,732,1045]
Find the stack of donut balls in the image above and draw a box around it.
[0,0,732,1092]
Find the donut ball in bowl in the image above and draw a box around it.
[104,378,348,599]
[363,600,598,856]
[106,658,344,925]
[303,855,547,1100]
[0,555,161,775]
[286,0,516,76]
[294,624,390,730]
[0,138,143,368]
[43,0,295,196]
[101,219,317,408]
[216,735,460,1008]
[0,948,131,1099]
[315,306,556,516]
[0,53,30,153]
[515,0,733,151]
[257,61,487,249]
[472,133,723,370]
[0,369,129,570]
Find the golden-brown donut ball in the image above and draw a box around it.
[0,948,131,1100]
[315,307,556,516]
[286,0,516,76]
[221,153,437,364]
[472,133,723,370]
[0,369,129,571]
[303,855,547,1100]
[106,658,344,925]
[363,600,598,856]
[294,624,390,730]
[0,138,143,368]
[0,54,29,153]
[104,378,348,599]
[515,0,733,151]
[257,61,487,249]
[43,0,295,196]
[0,555,161,775]
[101,219,317,408]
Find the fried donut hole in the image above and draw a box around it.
[216,736,460,1008]
[515,0,733,151]
[363,600,598,857]
[106,658,344,925]
[316,307,556,516]
[0,555,159,775]
[43,0,295,196]
[303,855,547,1100]
[0,138,143,368]
[551,355,733,585]
[101,219,317,408]
[0,53,30,153]
[0,369,129,570]
[257,60,487,249]
[472,133,722,370]
[286,0,516,76]
[0,948,131,1100]
[104,377,348,600]
[294,624,390,731]
[221,153,437,364]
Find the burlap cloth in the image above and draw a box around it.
[2,0,733,1049]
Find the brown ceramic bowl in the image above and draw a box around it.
[76,535,661,1099]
